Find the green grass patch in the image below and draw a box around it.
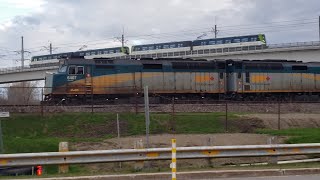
[0,112,241,175]
[257,128,320,144]
[2,112,241,154]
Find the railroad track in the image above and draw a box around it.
[0,100,320,107]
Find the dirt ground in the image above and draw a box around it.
[72,133,275,151]
[239,113,320,129]
[71,113,319,172]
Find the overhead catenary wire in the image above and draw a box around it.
[0,17,318,58]
[21,18,319,52]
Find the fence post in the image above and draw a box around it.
[171,97,176,133]
[91,87,93,114]
[134,86,138,114]
[225,101,228,132]
[171,139,177,180]
[58,142,69,174]
[41,88,44,117]
[116,113,122,168]
[278,101,281,130]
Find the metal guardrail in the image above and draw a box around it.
[0,143,320,167]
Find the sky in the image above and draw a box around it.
[0,0,319,67]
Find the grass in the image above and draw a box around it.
[257,128,320,144]
[2,112,320,176]
[0,112,241,175]
[2,112,240,154]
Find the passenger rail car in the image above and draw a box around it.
[30,46,129,68]
[32,34,266,68]
[44,57,320,104]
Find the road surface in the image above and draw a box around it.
[210,175,320,180]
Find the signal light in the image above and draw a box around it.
[36,165,43,176]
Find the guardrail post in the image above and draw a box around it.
[134,139,144,171]
[171,139,177,180]
[267,137,278,165]
[207,137,215,167]
[59,142,69,174]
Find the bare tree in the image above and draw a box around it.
[6,82,39,105]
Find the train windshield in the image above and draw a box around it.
[59,65,67,73]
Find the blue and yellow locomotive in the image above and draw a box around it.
[44,57,320,104]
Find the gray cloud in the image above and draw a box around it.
[0,0,319,66]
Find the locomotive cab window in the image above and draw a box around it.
[77,66,84,74]
[68,66,84,75]
[68,66,76,75]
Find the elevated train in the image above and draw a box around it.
[31,34,266,68]
[44,56,320,104]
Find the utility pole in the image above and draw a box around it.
[214,16,218,38]
[214,24,218,38]
[144,86,150,149]
[49,43,52,54]
[21,36,24,68]
[121,27,125,49]
[42,42,56,54]
[116,27,127,49]
[16,36,30,68]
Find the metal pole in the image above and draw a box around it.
[171,139,177,180]
[0,120,3,153]
[171,97,175,133]
[49,43,52,55]
[21,36,24,68]
[116,113,122,168]
[144,86,150,149]
[135,86,138,114]
[41,88,44,117]
[91,86,93,114]
[214,24,217,38]
[225,101,228,132]
[117,113,120,145]
[278,101,281,130]
[318,16,320,42]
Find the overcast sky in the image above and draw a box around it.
[0,0,319,67]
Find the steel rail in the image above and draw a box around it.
[0,143,320,167]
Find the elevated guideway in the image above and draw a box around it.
[0,66,58,84]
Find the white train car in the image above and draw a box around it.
[192,34,266,51]
[30,47,129,68]
[131,41,192,55]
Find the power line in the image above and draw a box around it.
[14,17,320,55]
